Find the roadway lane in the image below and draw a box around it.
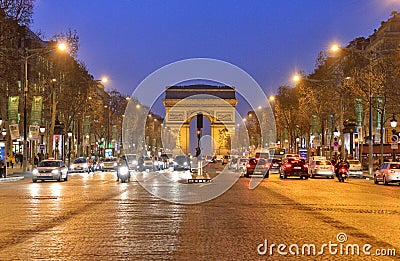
[0,167,398,260]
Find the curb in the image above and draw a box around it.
[0,176,25,183]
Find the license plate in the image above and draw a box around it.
[41,173,52,176]
[273,164,279,167]
[294,167,301,169]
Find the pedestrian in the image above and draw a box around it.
[34,154,39,167]
[0,158,4,178]
[19,154,23,168]
[6,153,11,168]
[10,154,15,169]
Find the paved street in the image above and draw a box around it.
[0,165,399,260]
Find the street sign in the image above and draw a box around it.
[39,144,45,150]
[391,135,399,144]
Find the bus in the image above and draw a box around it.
[255,148,270,159]
[268,147,286,159]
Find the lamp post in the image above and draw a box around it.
[39,125,45,158]
[390,114,397,162]
[68,129,72,168]
[330,44,376,174]
[22,43,67,172]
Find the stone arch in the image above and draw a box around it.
[162,85,238,156]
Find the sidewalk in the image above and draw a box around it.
[0,165,31,183]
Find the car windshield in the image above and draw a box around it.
[349,160,360,164]
[317,161,331,165]
[389,164,400,169]
[175,156,189,163]
[38,161,60,167]
[288,158,305,164]
[73,158,86,164]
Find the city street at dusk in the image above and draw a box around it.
[2,1,400,260]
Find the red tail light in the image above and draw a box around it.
[304,164,308,169]
[246,163,251,168]
[284,163,292,169]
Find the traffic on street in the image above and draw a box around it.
[0,161,398,259]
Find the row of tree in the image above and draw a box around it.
[272,12,400,154]
[0,1,129,157]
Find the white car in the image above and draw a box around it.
[309,160,335,179]
[348,160,363,177]
[69,157,89,173]
[374,162,400,185]
[32,159,69,182]
[101,158,118,171]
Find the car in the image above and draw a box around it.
[160,153,173,168]
[101,157,118,171]
[374,162,400,185]
[125,154,139,170]
[205,155,216,163]
[173,155,191,171]
[269,157,282,173]
[222,155,230,165]
[141,156,155,171]
[32,159,69,182]
[309,160,335,179]
[69,157,89,173]
[238,158,248,172]
[348,160,363,178]
[244,158,269,178]
[280,157,309,179]
[228,158,238,170]
[282,153,300,159]
[153,156,164,170]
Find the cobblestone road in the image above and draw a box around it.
[0,166,399,260]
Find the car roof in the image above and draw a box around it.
[42,159,62,162]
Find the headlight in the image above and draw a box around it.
[51,169,59,174]
[32,169,38,175]
[132,160,137,165]
[184,162,187,166]
[100,163,104,167]
[119,166,129,175]
[114,162,117,166]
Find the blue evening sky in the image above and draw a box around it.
[32,0,400,97]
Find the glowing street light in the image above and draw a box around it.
[22,42,68,172]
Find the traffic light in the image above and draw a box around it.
[197,113,203,129]
[196,128,201,139]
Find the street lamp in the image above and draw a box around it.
[68,129,73,168]
[22,42,67,172]
[330,43,376,174]
[39,125,45,157]
[390,114,397,162]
